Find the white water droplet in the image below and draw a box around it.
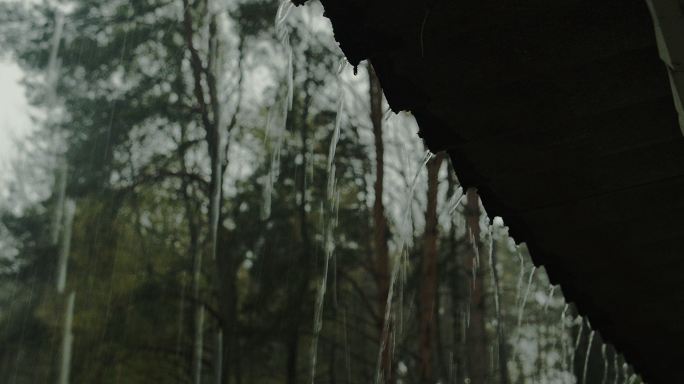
[310,86,345,383]
[327,94,343,177]
[58,291,76,384]
[374,151,432,384]
[214,329,223,384]
[262,99,287,220]
[209,129,223,260]
[517,265,536,330]
[47,10,65,104]
[514,249,526,309]
[275,0,294,30]
[286,43,293,111]
[51,161,68,245]
[544,285,556,312]
[56,199,76,294]
[583,330,596,384]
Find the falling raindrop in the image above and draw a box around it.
[286,46,293,111]
[517,265,536,330]
[310,84,345,383]
[560,304,570,372]
[275,0,294,32]
[57,291,75,384]
[488,230,501,316]
[51,161,68,245]
[209,128,223,261]
[374,150,433,384]
[56,199,76,294]
[571,318,585,375]
[46,10,65,106]
[445,186,465,218]
[327,94,344,176]
[544,285,556,312]
[262,99,287,220]
[582,330,595,384]
[275,1,294,111]
[514,249,526,308]
[601,344,609,384]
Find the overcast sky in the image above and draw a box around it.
[0,60,32,189]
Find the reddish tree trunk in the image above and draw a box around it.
[369,63,394,384]
[464,189,489,384]
[419,153,444,383]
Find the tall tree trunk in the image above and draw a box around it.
[287,332,300,384]
[179,120,202,383]
[193,307,205,384]
[182,5,242,383]
[450,259,467,384]
[215,235,238,384]
[419,153,444,383]
[214,329,223,384]
[285,54,314,384]
[328,341,337,384]
[179,150,202,384]
[464,189,489,384]
[188,175,203,384]
[181,3,215,383]
[446,165,466,384]
[368,63,394,384]
[490,237,509,384]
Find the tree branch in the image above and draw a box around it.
[181,0,214,141]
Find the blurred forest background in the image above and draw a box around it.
[0,0,644,383]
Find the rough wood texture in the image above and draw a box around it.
[299,0,684,382]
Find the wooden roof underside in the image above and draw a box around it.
[297,0,684,381]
